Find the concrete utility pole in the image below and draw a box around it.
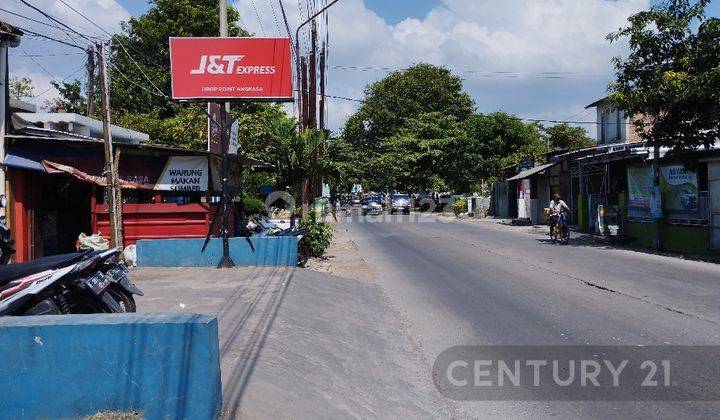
[86,45,95,117]
[96,42,123,248]
[217,0,234,268]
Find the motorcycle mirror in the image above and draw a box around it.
[0,194,6,208]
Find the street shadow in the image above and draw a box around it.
[220,267,294,419]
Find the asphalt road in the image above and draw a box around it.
[342,210,720,418]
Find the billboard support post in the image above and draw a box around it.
[169,36,293,268]
[217,104,235,268]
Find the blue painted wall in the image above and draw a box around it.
[136,236,298,267]
[0,313,221,419]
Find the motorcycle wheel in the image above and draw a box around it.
[107,284,137,313]
[68,292,113,314]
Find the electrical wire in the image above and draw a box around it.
[249,0,267,36]
[267,0,283,37]
[110,40,168,97]
[0,6,97,40]
[28,62,86,101]
[11,25,85,50]
[107,61,167,98]
[17,0,95,45]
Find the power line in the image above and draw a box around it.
[267,0,283,37]
[57,0,168,70]
[11,25,85,50]
[329,65,610,79]
[0,6,95,39]
[28,62,86,101]
[109,40,168,97]
[10,52,85,57]
[249,0,267,36]
[17,0,95,45]
[107,61,166,98]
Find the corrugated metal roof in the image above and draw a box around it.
[507,162,557,181]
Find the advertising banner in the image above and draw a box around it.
[660,165,698,215]
[155,156,209,192]
[627,166,653,217]
[170,37,293,101]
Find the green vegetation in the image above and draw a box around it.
[9,76,34,101]
[608,0,720,159]
[303,216,334,257]
[334,63,590,194]
[451,199,467,217]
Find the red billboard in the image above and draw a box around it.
[169,37,293,101]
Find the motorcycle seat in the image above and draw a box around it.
[0,250,92,285]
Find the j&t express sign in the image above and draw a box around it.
[169,37,293,101]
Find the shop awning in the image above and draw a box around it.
[507,162,557,181]
[5,141,210,191]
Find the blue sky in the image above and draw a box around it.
[6,0,720,136]
[116,1,720,24]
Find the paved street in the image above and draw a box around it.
[130,213,720,419]
[340,211,720,418]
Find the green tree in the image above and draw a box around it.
[607,0,720,157]
[9,76,34,101]
[543,123,595,152]
[44,80,87,114]
[460,112,544,184]
[108,0,248,117]
[342,63,475,152]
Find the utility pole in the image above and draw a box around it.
[300,57,308,129]
[96,42,123,248]
[217,0,234,268]
[308,20,317,130]
[86,45,95,117]
[652,143,662,250]
[319,42,326,130]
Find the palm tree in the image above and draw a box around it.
[271,121,332,223]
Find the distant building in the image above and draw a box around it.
[585,97,648,145]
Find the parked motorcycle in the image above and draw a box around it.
[0,249,124,315]
[95,248,143,313]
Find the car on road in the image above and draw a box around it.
[351,195,362,206]
[362,194,383,216]
[389,194,411,215]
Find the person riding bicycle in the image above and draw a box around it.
[548,193,571,237]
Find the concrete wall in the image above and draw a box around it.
[0,313,221,419]
[618,193,710,254]
[136,236,298,267]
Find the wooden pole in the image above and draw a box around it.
[85,45,94,117]
[96,42,122,248]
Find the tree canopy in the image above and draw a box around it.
[336,63,578,194]
[608,0,720,158]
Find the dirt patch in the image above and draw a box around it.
[305,222,377,283]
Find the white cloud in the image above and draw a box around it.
[235,0,650,135]
[4,0,130,107]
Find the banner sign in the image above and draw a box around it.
[155,156,208,191]
[169,37,293,101]
[627,166,653,218]
[660,165,698,215]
